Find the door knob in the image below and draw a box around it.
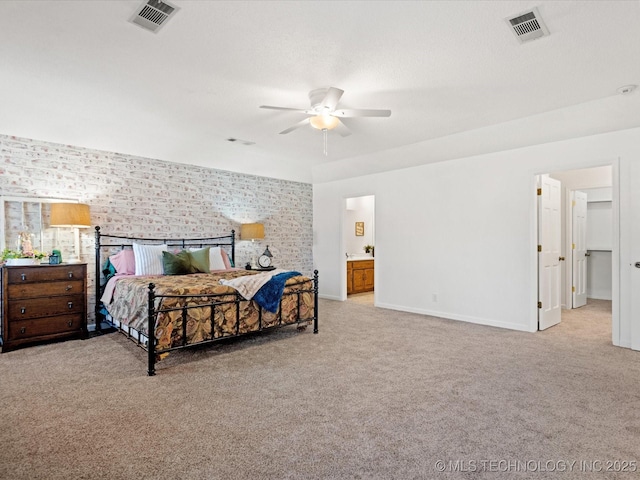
[635,262,640,268]
[585,252,591,257]
[559,256,565,261]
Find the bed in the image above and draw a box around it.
[94,226,318,375]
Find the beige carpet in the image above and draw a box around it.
[1,298,638,479]
[347,292,374,305]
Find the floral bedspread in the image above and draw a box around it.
[103,270,315,352]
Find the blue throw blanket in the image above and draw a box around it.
[253,271,301,313]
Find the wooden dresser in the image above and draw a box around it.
[1,263,87,352]
[347,259,374,295]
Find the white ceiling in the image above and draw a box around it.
[0,0,639,183]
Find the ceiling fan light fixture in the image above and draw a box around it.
[309,114,339,131]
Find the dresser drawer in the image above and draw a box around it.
[8,280,85,300]
[7,314,83,341]
[8,294,85,320]
[6,265,85,284]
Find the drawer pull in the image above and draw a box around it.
[21,273,27,281]
[68,320,74,327]
[20,307,26,314]
[67,301,73,309]
[65,285,73,291]
[68,272,74,278]
[20,327,26,334]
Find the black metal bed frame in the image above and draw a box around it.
[94,226,319,376]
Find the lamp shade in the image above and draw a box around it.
[50,203,91,228]
[240,223,264,241]
[309,113,339,131]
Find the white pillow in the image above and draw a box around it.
[133,243,168,275]
[209,247,227,270]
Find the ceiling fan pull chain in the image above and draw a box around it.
[323,128,328,156]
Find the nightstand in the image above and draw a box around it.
[1,263,87,352]
[246,266,276,272]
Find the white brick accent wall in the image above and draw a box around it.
[1,134,313,324]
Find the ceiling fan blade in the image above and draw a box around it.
[334,119,351,137]
[333,109,391,118]
[279,117,310,134]
[260,105,309,113]
[320,87,344,110]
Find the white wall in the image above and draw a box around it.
[550,166,612,190]
[587,251,612,300]
[586,193,613,250]
[586,189,613,301]
[314,127,640,349]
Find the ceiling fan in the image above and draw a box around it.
[259,87,391,138]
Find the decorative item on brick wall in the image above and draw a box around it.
[1,195,74,253]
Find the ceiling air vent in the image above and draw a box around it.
[130,0,179,33]
[505,7,549,44]
[227,138,256,146]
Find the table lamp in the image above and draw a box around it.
[240,222,264,268]
[50,203,91,263]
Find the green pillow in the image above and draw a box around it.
[162,250,196,275]
[188,247,210,273]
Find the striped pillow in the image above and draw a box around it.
[133,243,168,276]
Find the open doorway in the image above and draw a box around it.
[537,165,616,341]
[344,195,375,306]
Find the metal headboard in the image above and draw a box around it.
[94,225,236,329]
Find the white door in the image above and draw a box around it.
[630,161,640,351]
[572,191,588,308]
[538,175,562,330]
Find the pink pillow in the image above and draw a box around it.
[110,249,136,275]
[220,248,232,269]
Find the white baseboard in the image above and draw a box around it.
[375,302,534,332]
[587,295,613,301]
[318,294,342,301]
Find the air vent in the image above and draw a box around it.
[505,7,549,43]
[227,138,256,146]
[130,0,179,33]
